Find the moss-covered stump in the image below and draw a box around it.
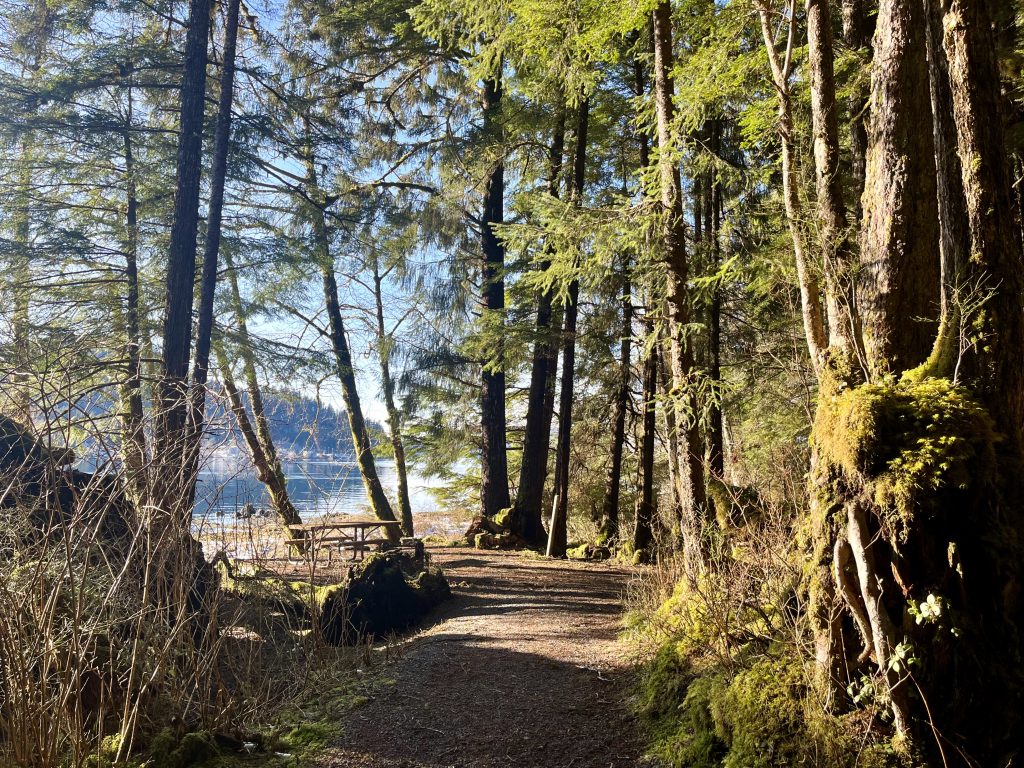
[809,376,1023,759]
[464,511,528,550]
[319,550,450,645]
[706,477,764,532]
[566,542,612,561]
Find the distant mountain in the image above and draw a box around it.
[205,387,385,458]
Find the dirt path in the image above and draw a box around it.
[318,548,649,768]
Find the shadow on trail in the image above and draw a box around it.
[329,641,639,768]
[320,549,646,768]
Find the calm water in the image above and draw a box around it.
[193,457,440,522]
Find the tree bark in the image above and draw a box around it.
[858,0,940,376]
[157,0,212,472]
[547,97,589,559]
[372,258,414,537]
[512,108,566,546]
[189,0,241,438]
[923,0,969,357]
[634,315,658,558]
[651,0,708,537]
[941,0,1024,424]
[120,107,147,501]
[807,0,859,357]
[479,73,511,518]
[598,257,632,545]
[841,0,872,218]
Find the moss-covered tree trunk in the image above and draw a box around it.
[804,0,1024,760]
[651,0,708,544]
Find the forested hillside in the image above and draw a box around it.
[1,0,1022,765]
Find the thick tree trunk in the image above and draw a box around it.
[928,2,1024,758]
[858,0,940,376]
[598,259,632,545]
[157,0,212,473]
[189,0,240,438]
[546,97,589,559]
[941,0,1024,423]
[512,108,566,546]
[651,1,708,538]
[479,74,511,519]
[806,1,1024,759]
[372,260,414,537]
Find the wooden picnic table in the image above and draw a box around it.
[285,517,403,562]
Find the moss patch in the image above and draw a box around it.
[812,377,997,543]
[636,645,907,768]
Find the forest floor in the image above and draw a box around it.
[314,547,650,768]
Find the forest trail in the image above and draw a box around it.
[318,548,648,768]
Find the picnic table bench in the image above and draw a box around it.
[284,517,403,562]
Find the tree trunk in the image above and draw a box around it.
[213,343,301,533]
[634,315,658,558]
[924,0,969,341]
[941,0,1024,423]
[657,331,683,529]
[189,0,240,441]
[841,0,871,218]
[598,257,632,545]
[479,74,511,519]
[372,259,414,537]
[651,1,708,540]
[120,111,147,501]
[546,97,589,559]
[707,122,724,480]
[316,226,400,541]
[157,0,212,473]
[805,0,1024,758]
[757,0,829,372]
[807,0,859,357]
[857,0,940,376]
[512,108,566,546]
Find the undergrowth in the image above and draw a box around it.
[625,494,914,768]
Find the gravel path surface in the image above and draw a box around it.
[317,548,648,768]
